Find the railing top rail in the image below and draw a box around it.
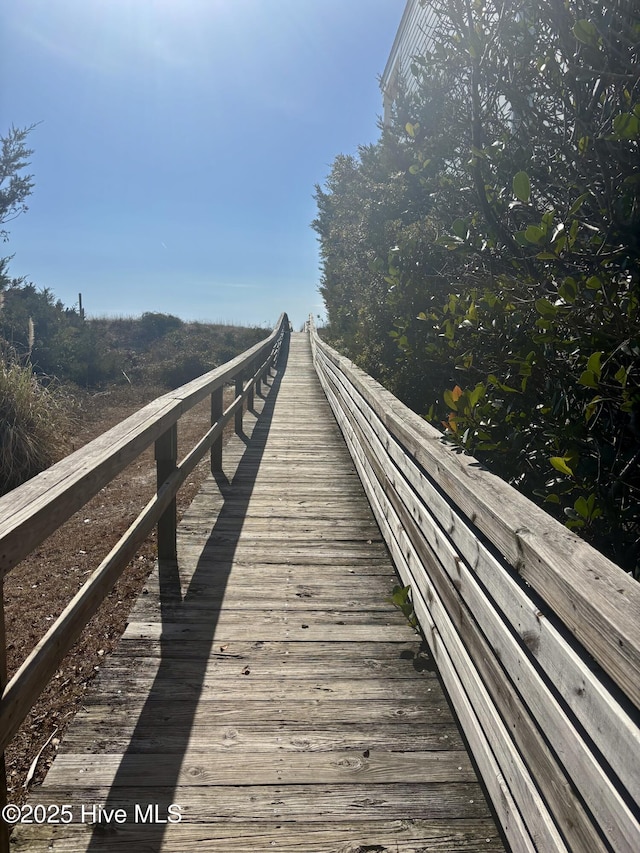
[309,320,640,710]
[0,313,287,579]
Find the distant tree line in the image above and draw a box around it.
[313,0,639,575]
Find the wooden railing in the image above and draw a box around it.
[0,313,289,847]
[310,320,640,853]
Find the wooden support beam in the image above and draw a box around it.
[155,423,178,564]
[235,375,244,434]
[210,386,224,473]
[247,361,255,411]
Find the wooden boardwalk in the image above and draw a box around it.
[13,334,505,852]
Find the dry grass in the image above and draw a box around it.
[0,356,72,495]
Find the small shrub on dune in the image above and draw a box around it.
[0,356,72,495]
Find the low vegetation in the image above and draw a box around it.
[0,297,268,495]
[0,280,267,391]
[0,353,72,494]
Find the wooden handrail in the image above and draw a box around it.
[0,313,288,842]
[310,318,640,853]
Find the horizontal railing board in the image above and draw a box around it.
[318,353,625,852]
[315,361,544,853]
[316,345,640,806]
[313,337,640,711]
[312,325,640,853]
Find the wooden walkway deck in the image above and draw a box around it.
[13,334,505,852]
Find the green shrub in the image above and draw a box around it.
[0,355,72,495]
[158,353,213,388]
[138,312,183,345]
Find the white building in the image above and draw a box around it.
[380,0,439,125]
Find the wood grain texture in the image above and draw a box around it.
[0,319,289,785]
[312,330,640,710]
[316,352,545,852]
[12,334,503,853]
[318,346,636,851]
[319,350,640,805]
[11,819,506,853]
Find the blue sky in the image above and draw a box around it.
[1,0,404,330]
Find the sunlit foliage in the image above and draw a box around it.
[314,0,640,575]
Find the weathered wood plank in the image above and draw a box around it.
[26,784,494,822]
[72,697,456,725]
[60,721,464,754]
[128,595,400,617]
[121,621,414,645]
[123,607,406,626]
[85,676,440,703]
[43,750,477,787]
[91,656,439,685]
[110,639,425,660]
[11,818,506,853]
[167,571,398,589]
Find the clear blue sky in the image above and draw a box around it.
[1,0,404,330]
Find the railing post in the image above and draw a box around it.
[235,372,244,434]
[155,423,177,563]
[210,385,224,473]
[1,588,9,853]
[247,360,255,411]
[255,361,262,397]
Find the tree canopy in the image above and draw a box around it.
[0,125,34,241]
[313,0,640,575]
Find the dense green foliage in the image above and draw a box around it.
[314,0,639,575]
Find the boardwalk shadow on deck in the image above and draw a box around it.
[84,337,290,851]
